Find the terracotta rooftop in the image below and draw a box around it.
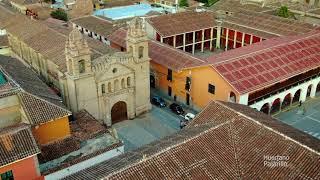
[65,101,320,179]
[207,30,320,94]
[146,11,216,37]
[0,13,110,73]
[108,28,206,71]
[0,55,71,125]
[0,123,40,167]
[222,10,316,37]
[71,16,116,38]
[0,35,8,47]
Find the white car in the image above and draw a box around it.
[184,113,195,121]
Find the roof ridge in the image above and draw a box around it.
[216,101,320,155]
[0,123,30,136]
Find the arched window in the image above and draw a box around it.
[108,82,112,92]
[121,78,125,89]
[229,91,236,102]
[114,79,119,91]
[128,46,133,53]
[127,77,131,87]
[79,60,85,73]
[138,46,144,58]
[101,84,105,94]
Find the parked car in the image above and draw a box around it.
[169,103,184,115]
[151,96,166,107]
[184,113,195,121]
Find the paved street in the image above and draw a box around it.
[112,105,186,151]
[275,97,320,139]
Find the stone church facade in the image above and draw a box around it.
[64,18,151,125]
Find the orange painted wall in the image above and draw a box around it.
[32,116,70,145]
[0,156,39,180]
[151,62,239,109]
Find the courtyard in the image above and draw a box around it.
[112,105,184,151]
[275,97,320,139]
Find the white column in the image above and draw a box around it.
[260,37,263,42]
[225,28,229,51]
[192,31,195,54]
[239,93,249,105]
[233,30,237,49]
[250,35,253,44]
[201,29,204,52]
[210,28,214,50]
[173,35,176,48]
[216,27,221,49]
[241,33,245,47]
[300,87,308,102]
[310,84,317,98]
[160,36,163,43]
[183,33,186,51]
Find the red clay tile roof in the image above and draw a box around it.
[65,101,320,179]
[0,123,40,167]
[0,35,8,47]
[146,11,216,37]
[108,28,206,71]
[0,55,71,125]
[207,30,320,94]
[71,16,116,38]
[222,10,316,37]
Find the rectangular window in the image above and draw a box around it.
[1,170,14,180]
[185,77,191,91]
[208,84,215,94]
[167,69,172,81]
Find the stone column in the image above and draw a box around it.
[183,33,186,51]
[216,27,221,49]
[210,28,214,50]
[201,29,204,52]
[233,30,237,49]
[225,28,229,51]
[300,87,308,102]
[192,31,195,54]
[310,83,317,98]
[241,33,245,47]
[173,35,176,48]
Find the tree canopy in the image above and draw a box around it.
[50,9,68,21]
[277,6,292,18]
[179,0,189,7]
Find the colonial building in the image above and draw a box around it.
[64,18,151,125]
[65,100,320,179]
[0,55,72,179]
[145,10,316,54]
[0,7,151,125]
[108,26,320,113]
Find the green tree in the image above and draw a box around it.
[50,9,68,21]
[277,6,291,18]
[179,0,189,7]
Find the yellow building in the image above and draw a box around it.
[109,28,239,111]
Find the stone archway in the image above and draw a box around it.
[306,84,312,98]
[260,103,270,115]
[111,101,128,124]
[316,83,320,96]
[281,93,291,110]
[270,98,281,114]
[292,89,301,104]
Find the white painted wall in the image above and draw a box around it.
[249,76,320,111]
[44,145,124,180]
